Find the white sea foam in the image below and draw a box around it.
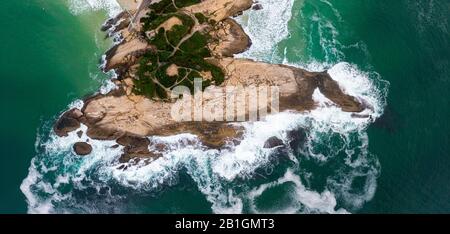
[68,99,85,110]
[99,79,118,94]
[234,0,295,62]
[247,169,349,214]
[21,121,126,213]
[68,0,122,17]
[21,0,388,214]
[213,114,300,181]
[21,74,384,214]
[314,13,345,61]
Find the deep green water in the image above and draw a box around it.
[0,0,449,213]
[276,0,450,213]
[0,0,111,212]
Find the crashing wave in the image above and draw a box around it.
[68,0,122,17]
[21,0,389,214]
[21,59,386,213]
[235,0,295,62]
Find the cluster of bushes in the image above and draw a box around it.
[133,0,225,99]
[147,0,201,14]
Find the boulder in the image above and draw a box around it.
[264,136,284,148]
[73,142,93,156]
[54,109,83,137]
[116,135,157,163]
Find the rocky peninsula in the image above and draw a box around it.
[55,0,366,163]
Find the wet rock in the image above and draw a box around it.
[351,113,371,119]
[54,117,79,137]
[119,150,160,164]
[53,0,368,164]
[101,11,128,32]
[54,109,83,137]
[117,135,150,148]
[252,4,263,10]
[196,124,244,149]
[73,142,93,156]
[316,72,364,112]
[117,135,158,163]
[286,128,307,151]
[86,126,123,140]
[264,136,284,148]
[76,130,83,138]
[153,143,168,152]
[112,18,131,34]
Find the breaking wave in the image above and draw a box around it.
[21,0,389,213]
[235,0,295,62]
[68,0,122,17]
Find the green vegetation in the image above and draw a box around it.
[194,13,208,24]
[135,0,224,100]
[174,0,201,8]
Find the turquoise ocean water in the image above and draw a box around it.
[0,0,448,213]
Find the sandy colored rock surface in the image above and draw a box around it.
[55,0,366,163]
[80,57,363,142]
[183,0,253,21]
[116,0,142,11]
[209,18,251,57]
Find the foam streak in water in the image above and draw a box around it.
[235,0,295,62]
[21,0,389,214]
[68,0,122,17]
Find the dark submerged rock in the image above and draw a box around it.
[264,136,284,148]
[101,11,128,32]
[286,128,307,151]
[116,135,159,163]
[252,4,263,10]
[374,106,398,133]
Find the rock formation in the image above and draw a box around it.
[73,142,93,156]
[57,0,367,161]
